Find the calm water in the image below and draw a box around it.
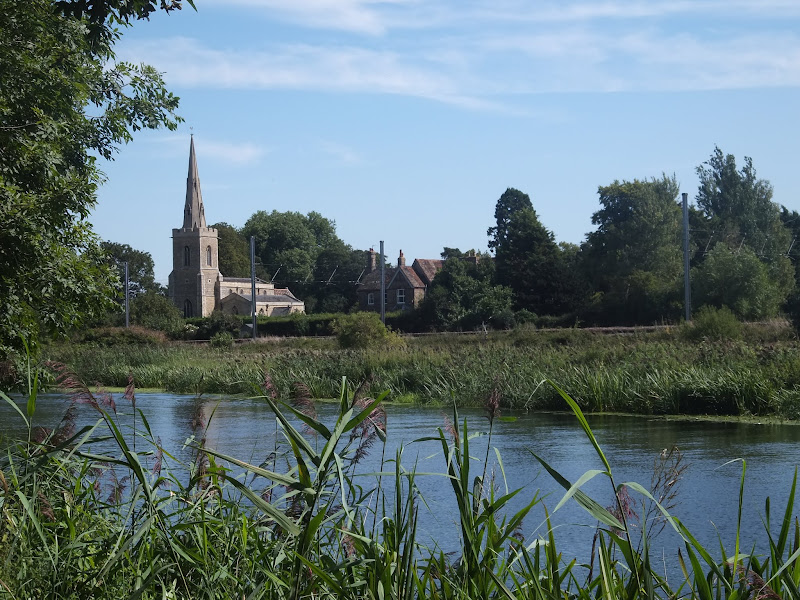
[2,392,799,568]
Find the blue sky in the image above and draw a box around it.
[91,0,800,285]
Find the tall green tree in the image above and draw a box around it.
[241,210,363,313]
[695,148,794,307]
[101,241,160,297]
[0,0,183,358]
[692,244,785,320]
[581,176,682,323]
[487,188,534,253]
[490,189,582,315]
[213,222,251,278]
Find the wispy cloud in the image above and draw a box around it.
[120,37,501,109]
[204,0,407,34]
[484,28,800,92]
[204,0,800,34]
[319,140,362,165]
[144,134,268,165]
[123,25,800,103]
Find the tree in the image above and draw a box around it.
[581,176,682,323]
[692,243,785,320]
[489,190,581,315]
[420,254,512,330]
[53,0,192,51]
[0,0,182,358]
[695,147,794,301]
[101,241,160,297]
[213,222,251,278]
[129,291,184,334]
[487,188,533,252]
[241,210,364,313]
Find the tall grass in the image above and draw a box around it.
[2,365,800,599]
[41,326,800,418]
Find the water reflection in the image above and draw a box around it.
[1,394,798,569]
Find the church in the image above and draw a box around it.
[168,138,305,318]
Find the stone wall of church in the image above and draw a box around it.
[170,226,220,317]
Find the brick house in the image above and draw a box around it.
[357,249,443,312]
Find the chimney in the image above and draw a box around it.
[367,248,376,272]
[398,249,406,267]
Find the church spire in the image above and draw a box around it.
[183,135,207,229]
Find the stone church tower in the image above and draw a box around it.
[168,137,220,317]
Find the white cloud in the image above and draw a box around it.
[204,0,410,34]
[119,7,800,106]
[202,0,800,34]
[144,134,267,165]
[319,140,362,165]
[120,37,501,109]
[478,28,800,92]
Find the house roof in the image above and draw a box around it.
[388,266,425,289]
[412,259,443,286]
[358,268,395,292]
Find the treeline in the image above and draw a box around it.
[98,146,800,338]
[421,147,800,330]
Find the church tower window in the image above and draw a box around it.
[184,246,191,266]
[183,299,193,318]
[206,246,212,266]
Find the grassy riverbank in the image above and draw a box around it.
[1,376,798,600]
[41,322,800,419]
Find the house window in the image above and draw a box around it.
[232,306,239,315]
[367,293,374,305]
[397,289,405,304]
[183,299,193,318]
[206,246,212,266]
[183,246,191,266]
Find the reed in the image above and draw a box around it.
[1,365,800,599]
[41,325,800,419]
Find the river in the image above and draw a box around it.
[2,391,798,576]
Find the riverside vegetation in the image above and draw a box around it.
[34,314,800,420]
[2,366,800,599]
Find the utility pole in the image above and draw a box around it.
[682,192,691,322]
[379,240,385,324]
[124,261,130,328]
[250,236,257,340]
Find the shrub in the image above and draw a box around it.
[129,292,184,335]
[332,312,401,349]
[255,313,338,337]
[76,326,169,346]
[210,331,235,349]
[196,311,243,340]
[683,305,742,341]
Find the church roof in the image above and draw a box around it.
[220,291,304,305]
[183,136,207,229]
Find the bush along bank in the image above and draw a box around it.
[1,372,799,599]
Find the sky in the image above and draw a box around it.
[90,0,800,286]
